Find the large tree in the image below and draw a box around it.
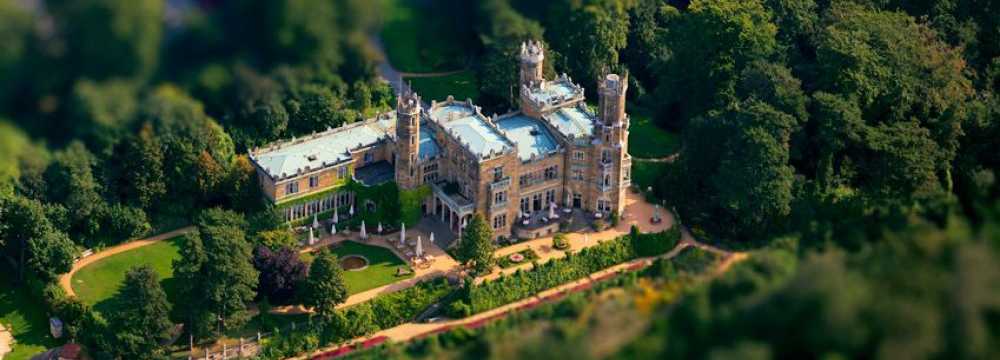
[253,246,308,305]
[108,265,173,359]
[303,249,349,319]
[110,122,166,209]
[44,141,104,240]
[654,0,779,129]
[47,0,165,80]
[456,214,496,274]
[0,195,77,280]
[173,209,258,338]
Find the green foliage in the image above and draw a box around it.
[459,234,638,314]
[552,233,570,250]
[173,209,258,338]
[48,0,165,79]
[256,228,300,250]
[546,0,632,90]
[400,184,431,226]
[457,214,496,273]
[67,79,139,154]
[0,195,78,280]
[631,226,682,257]
[303,249,349,319]
[107,265,173,359]
[45,141,104,240]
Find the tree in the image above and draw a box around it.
[173,209,257,338]
[654,0,779,129]
[48,0,165,80]
[457,214,496,273]
[255,228,299,250]
[546,0,632,91]
[108,265,173,359]
[475,0,551,110]
[44,141,104,240]
[0,0,33,111]
[254,246,308,304]
[303,249,349,319]
[0,195,78,280]
[68,79,139,155]
[100,203,151,241]
[110,122,166,209]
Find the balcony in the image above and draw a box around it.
[490,176,511,191]
[600,160,614,172]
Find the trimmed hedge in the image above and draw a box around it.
[455,227,681,314]
[258,277,453,359]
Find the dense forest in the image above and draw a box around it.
[1,0,998,359]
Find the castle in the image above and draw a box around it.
[249,41,632,241]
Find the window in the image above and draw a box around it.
[573,193,582,208]
[574,151,586,161]
[494,166,504,181]
[519,174,529,186]
[493,214,507,230]
[286,181,299,194]
[623,166,631,180]
[520,197,530,213]
[598,200,610,213]
[494,190,507,204]
[363,152,374,164]
[423,172,438,183]
[424,163,438,172]
[602,150,611,163]
[309,176,319,188]
[544,166,559,180]
[604,174,612,187]
[532,193,542,211]
[338,166,348,179]
[545,189,556,204]
[572,168,584,180]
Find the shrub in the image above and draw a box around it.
[592,219,606,231]
[552,233,570,250]
[631,227,682,257]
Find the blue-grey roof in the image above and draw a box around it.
[430,103,513,159]
[354,161,395,186]
[496,115,559,161]
[251,117,395,179]
[419,127,440,160]
[526,80,583,107]
[545,106,596,139]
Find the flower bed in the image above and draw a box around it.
[497,249,540,269]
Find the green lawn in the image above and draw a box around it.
[302,240,413,294]
[380,0,469,73]
[407,71,480,104]
[0,270,58,360]
[70,237,184,319]
[629,110,680,158]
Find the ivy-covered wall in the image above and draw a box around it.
[284,180,432,229]
[400,184,431,226]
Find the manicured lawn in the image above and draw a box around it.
[380,0,469,73]
[302,241,413,295]
[628,110,680,158]
[407,71,480,103]
[498,248,541,269]
[0,270,58,360]
[71,236,184,318]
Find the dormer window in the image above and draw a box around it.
[307,154,318,161]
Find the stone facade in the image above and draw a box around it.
[250,40,631,241]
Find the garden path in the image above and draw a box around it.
[57,226,196,297]
[293,231,744,360]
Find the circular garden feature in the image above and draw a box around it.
[340,255,370,271]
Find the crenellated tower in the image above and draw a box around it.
[595,71,630,215]
[395,89,422,189]
[519,40,545,89]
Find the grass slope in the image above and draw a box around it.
[380,0,469,73]
[0,270,58,360]
[407,71,480,104]
[70,236,184,318]
[628,110,679,158]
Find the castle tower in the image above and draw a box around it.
[395,89,421,189]
[595,71,630,215]
[519,40,545,89]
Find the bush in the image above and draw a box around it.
[102,203,151,243]
[592,219,606,231]
[631,227,681,257]
[552,233,570,250]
